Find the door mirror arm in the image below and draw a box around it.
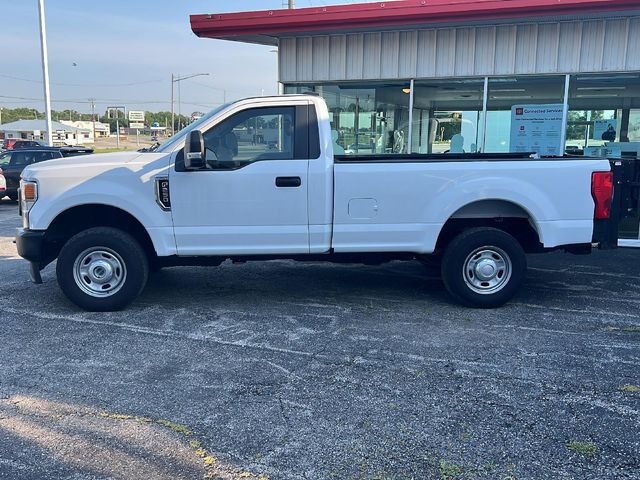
[183,130,206,170]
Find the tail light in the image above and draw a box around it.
[591,171,613,220]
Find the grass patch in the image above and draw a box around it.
[620,384,640,393]
[567,440,598,456]
[607,326,640,333]
[156,419,192,436]
[439,460,464,479]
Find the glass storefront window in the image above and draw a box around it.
[411,78,484,154]
[485,76,566,154]
[286,83,411,155]
[567,74,640,157]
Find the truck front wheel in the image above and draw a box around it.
[441,227,526,308]
[56,227,149,311]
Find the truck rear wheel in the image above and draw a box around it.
[441,227,526,308]
[56,227,149,311]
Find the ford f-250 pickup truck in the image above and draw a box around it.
[15,95,618,311]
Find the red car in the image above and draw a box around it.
[1,139,45,150]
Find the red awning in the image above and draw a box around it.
[191,0,640,45]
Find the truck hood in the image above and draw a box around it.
[21,151,167,181]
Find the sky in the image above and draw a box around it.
[0,0,376,117]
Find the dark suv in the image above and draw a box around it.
[1,139,45,151]
[0,148,63,201]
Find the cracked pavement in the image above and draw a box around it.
[0,198,639,479]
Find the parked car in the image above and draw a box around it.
[58,146,94,156]
[1,139,45,151]
[0,148,64,201]
[16,95,619,311]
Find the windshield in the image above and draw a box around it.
[151,104,230,153]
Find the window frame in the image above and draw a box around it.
[175,104,317,172]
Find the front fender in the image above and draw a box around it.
[29,181,176,257]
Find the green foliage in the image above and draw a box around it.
[439,460,464,479]
[567,440,598,456]
[620,384,640,393]
[0,107,189,135]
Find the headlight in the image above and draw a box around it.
[20,180,38,229]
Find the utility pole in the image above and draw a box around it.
[170,72,209,136]
[108,106,124,149]
[89,98,96,144]
[38,0,53,146]
[288,0,295,8]
[170,73,174,136]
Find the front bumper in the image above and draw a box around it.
[15,229,49,284]
[16,229,47,263]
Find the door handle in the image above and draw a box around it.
[275,176,302,188]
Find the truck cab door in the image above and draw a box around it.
[170,105,312,256]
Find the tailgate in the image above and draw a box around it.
[593,159,626,249]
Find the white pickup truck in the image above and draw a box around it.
[16,95,618,311]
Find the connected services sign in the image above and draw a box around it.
[510,104,564,156]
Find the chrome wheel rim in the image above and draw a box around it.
[463,246,512,295]
[73,247,127,298]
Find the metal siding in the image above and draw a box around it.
[474,27,496,76]
[494,25,517,75]
[296,37,313,82]
[557,21,582,72]
[282,17,640,82]
[579,20,605,72]
[399,31,418,78]
[454,28,476,76]
[346,34,364,80]
[602,18,629,71]
[381,32,401,79]
[626,18,640,69]
[536,23,559,72]
[363,33,382,79]
[515,24,538,74]
[416,29,437,77]
[436,28,456,77]
[280,37,297,83]
[329,35,347,81]
[312,36,330,81]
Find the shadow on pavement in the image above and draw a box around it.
[0,394,263,480]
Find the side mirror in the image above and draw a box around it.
[183,130,205,170]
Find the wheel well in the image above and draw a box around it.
[436,200,543,253]
[45,204,157,261]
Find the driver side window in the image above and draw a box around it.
[202,107,295,170]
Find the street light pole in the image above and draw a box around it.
[170,73,209,136]
[37,0,53,147]
[289,0,295,8]
[89,98,96,144]
[170,73,174,136]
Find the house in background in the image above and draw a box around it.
[60,120,110,140]
[0,119,91,146]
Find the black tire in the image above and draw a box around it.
[56,227,149,311]
[441,227,526,308]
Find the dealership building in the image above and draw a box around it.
[191,0,640,243]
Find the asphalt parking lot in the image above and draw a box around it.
[0,198,638,480]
